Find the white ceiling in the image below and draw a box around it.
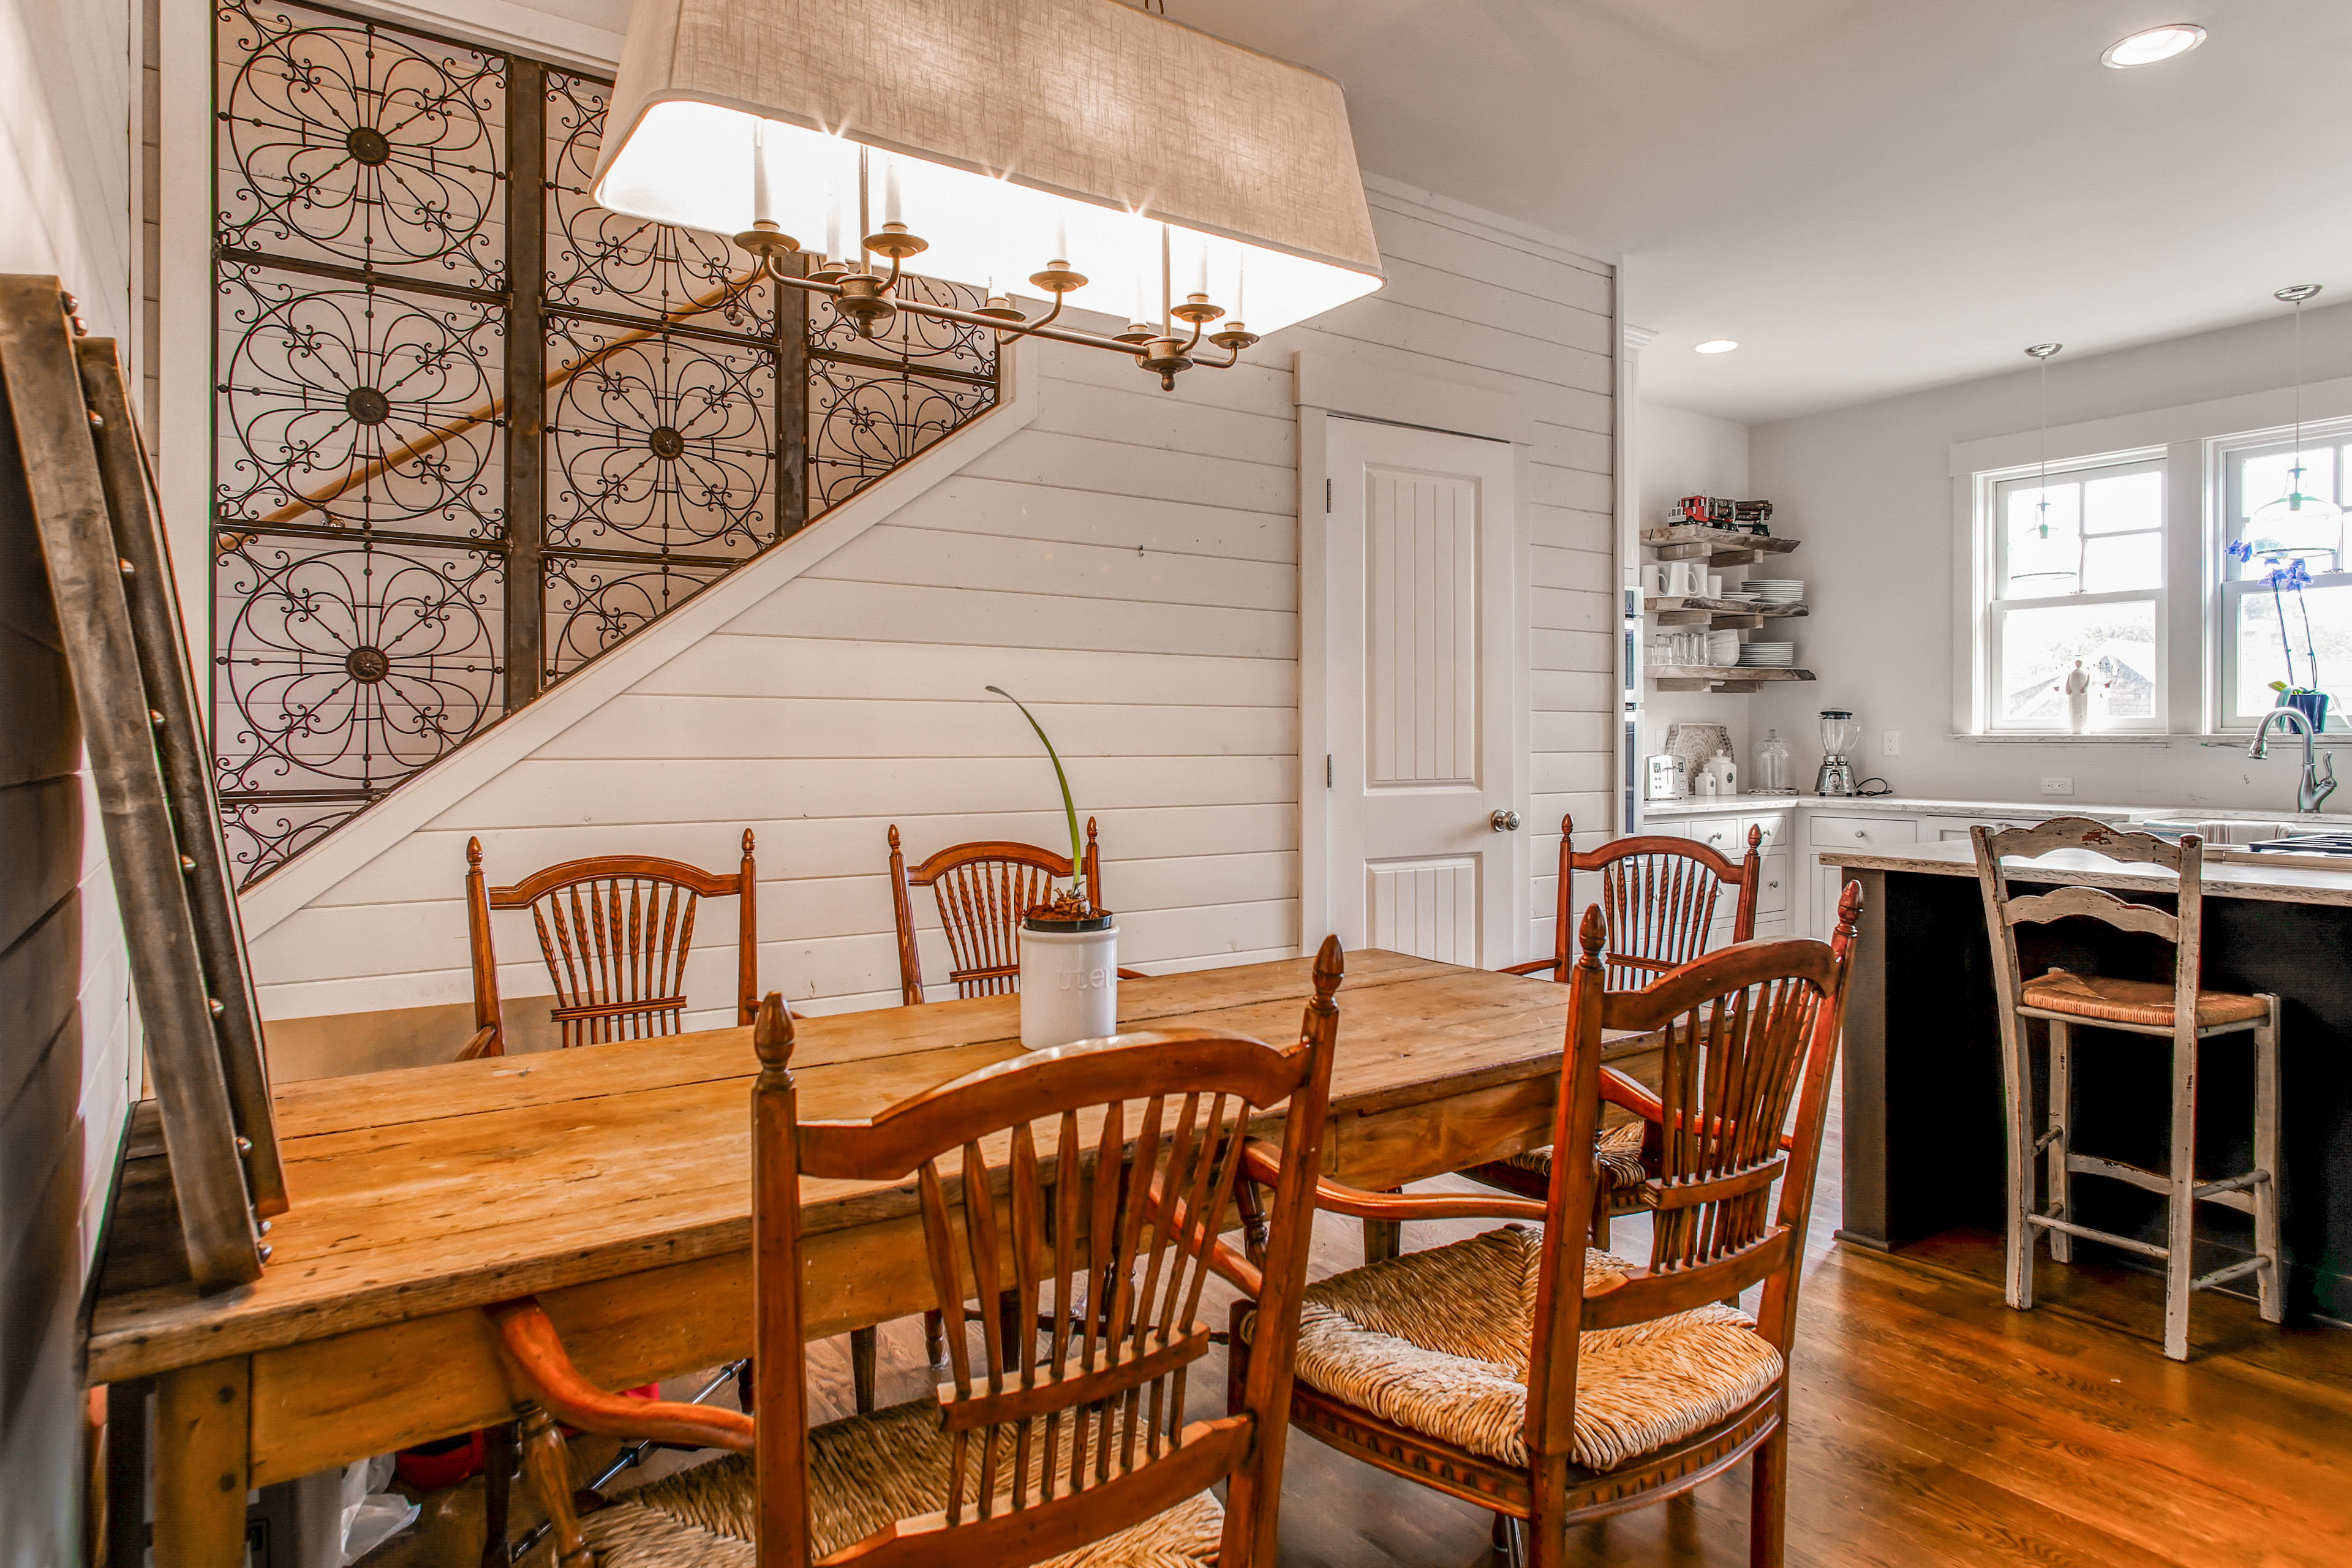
[1165,0,2352,424]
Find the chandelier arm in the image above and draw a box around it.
[986,292,1069,345]
[1193,343,1244,371]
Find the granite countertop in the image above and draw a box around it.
[1819,839,2352,908]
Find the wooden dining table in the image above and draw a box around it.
[91,948,1597,1567]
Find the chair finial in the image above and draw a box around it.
[1311,933,1345,1000]
[1577,905,1608,966]
[467,835,483,870]
[753,991,796,1069]
[1835,879,1864,938]
[1747,823,1763,851]
[742,827,755,855]
[888,823,901,851]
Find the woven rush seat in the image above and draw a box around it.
[580,1399,1223,1567]
[1280,1226,1782,1472]
[2021,968,2270,1030]
[1498,1121,1651,1196]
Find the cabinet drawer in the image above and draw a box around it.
[1757,853,1790,914]
[1936,818,2036,843]
[1641,818,1689,839]
[1684,816,1741,857]
[1740,813,1789,853]
[1810,815,1918,849]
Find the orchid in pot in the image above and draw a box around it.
[989,685,1119,1049]
[2228,541,2329,732]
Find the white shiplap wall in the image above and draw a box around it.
[246,179,1616,1044]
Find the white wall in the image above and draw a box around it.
[1,0,137,1559]
[1636,401,1754,771]
[1750,300,2352,809]
[244,181,1619,1051]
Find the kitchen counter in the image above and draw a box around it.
[1821,838,2352,909]
[1641,793,2139,819]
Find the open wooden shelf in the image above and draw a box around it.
[1648,664,1816,693]
[1641,523,1802,566]
[1643,594,1810,630]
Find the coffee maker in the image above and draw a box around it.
[1814,709,1860,797]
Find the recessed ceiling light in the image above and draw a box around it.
[2101,24,2206,68]
[1695,339,1738,354]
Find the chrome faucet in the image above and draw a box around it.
[2248,706,2339,813]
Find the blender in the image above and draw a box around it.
[1815,709,1860,797]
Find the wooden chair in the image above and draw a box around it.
[1451,813,1763,1244]
[1233,892,1861,1568]
[888,817,1142,1004]
[480,939,1349,1568]
[462,831,757,1060]
[1970,817,2282,1362]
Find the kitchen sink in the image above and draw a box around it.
[2133,818,2299,845]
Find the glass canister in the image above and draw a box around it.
[1753,728,1792,794]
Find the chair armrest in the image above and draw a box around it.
[486,1298,754,1452]
[456,1025,501,1062]
[1499,957,1560,979]
[1139,1170,1263,1297]
[1115,966,1147,981]
[1238,1140,1546,1226]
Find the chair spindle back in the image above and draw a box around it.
[1970,815,2201,1019]
[751,939,1346,1567]
[889,819,1106,1003]
[465,832,756,1055]
[1520,813,1762,990]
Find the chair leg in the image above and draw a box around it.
[478,1420,516,1568]
[2253,1000,2285,1325]
[1493,1513,1527,1568]
[1363,1188,1403,1265]
[923,1308,947,1368]
[2162,1027,2199,1362]
[849,1327,878,1414]
[517,1409,590,1568]
[2046,1019,2072,1264]
[1749,1422,1787,1568]
[2002,1016,2039,1311]
[734,1358,754,1415]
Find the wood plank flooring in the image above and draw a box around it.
[365,1191,2351,1567]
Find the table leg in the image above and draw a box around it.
[154,1359,250,1568]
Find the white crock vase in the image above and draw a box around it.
[1017,918,1120,1051]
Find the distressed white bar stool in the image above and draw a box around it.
[1969,817,2282,1361]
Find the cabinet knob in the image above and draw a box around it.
[1854,830,1866,839]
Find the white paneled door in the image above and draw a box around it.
[1316,416,1525,967]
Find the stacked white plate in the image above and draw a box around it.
[1737,641,1796,667]
[1744,579,1805,604]
[1706,630,1741,664]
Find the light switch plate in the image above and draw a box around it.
[2040,776,2074,796]
[1882,730,1901,756]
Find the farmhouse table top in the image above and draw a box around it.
[89,948,1578,1384]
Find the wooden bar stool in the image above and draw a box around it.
[1970,817,2282,1361]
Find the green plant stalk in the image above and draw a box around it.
[986,685,1087,905]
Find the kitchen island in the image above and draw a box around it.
[1822,838,2352,1325]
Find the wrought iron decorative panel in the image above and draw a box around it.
[212,0,998,888]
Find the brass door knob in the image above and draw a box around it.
[1490,809,1522,832]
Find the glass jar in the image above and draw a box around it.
[1753,728,1791,793]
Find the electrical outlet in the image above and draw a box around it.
[2040,776,2074,796]
[1882,730,1901,757]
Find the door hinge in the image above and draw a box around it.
[1324,478,1332,514]
[1325,753,1333,788]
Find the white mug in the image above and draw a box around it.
[1665,561,1701,596]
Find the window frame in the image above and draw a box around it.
[2212,418,2352,733]
[1973,451,2169,736]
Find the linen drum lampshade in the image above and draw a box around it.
[592,0,1385,336]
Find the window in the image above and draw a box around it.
[2219,428,2352,731]
[1983,457,2166,731]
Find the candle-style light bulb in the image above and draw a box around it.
[1054,216,1069,265]
[823,186,842,265]
[1235,255,1246,323]
[751,121,776,228]
[1194,244,1209,300]
[883,157,902,226]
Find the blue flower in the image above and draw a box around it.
[2228,538,2255,563]
[2285,557,2314,590]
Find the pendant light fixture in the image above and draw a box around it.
[2246,284,2343,564]
[2024,342,2062,540]
[592,0,1385,390]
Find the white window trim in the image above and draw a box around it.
[2209,415,2352,733]
[1947,371,2352,739]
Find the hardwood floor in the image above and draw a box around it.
[366,1175,2352,1568]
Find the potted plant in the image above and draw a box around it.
[2230,542,2329,731]
[987,685,1119,1050]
